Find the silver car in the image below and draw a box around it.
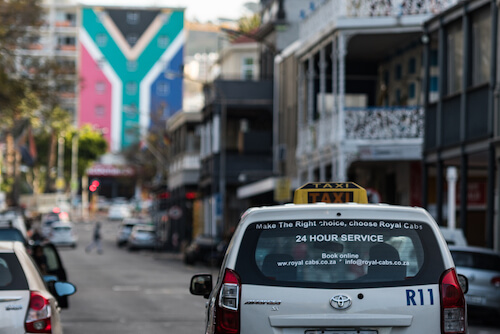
[127,225,156,250]
[0,241,76,333]
[449,245,500,318]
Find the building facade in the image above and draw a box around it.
[422,0,498,248]
[78,6,185,152]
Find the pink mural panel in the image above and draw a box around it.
[79,45,112,146]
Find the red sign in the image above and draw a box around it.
[456,181,487,206]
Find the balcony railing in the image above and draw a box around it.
[299,0,458,40]
[345,106,423,140]
[297,106,424,155]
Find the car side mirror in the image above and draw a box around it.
[48,281,77,297]
[457,274,468,294]
[190,274,212,298]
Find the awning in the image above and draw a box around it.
[237,177,276,199]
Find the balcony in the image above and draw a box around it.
[299,0,458,41]
[57,45,76,51]
[297,106,424,156]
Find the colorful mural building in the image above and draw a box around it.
[78,6,185,152]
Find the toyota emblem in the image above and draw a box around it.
[330,295,352,310]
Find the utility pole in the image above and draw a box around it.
[71,133,79,215]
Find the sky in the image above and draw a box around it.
[170,0,258,22]
[80,0,259,23]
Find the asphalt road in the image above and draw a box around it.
[57,218,219,334]
[56,216,500,334]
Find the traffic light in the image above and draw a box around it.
[89,179,100,192]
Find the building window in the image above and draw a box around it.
[124,103,137,116]
[127,61,137,72]
[408,82,416,99]
[95,105,105,117]
[156,82,169,96]
[126,34,139,46]
[395,89,401,105]
[471,8,491,86]
[430,49,438,66]
[430,76,438,92]
[242,57,255,80]
[408,57,416,74]
[158,35,169,48]
[126,81,137,95]
[96,58,107,69]
[126,11,140,25]
[95,81,106,94]
[395,64,402,81]
[96,34,107,47]
[446,21,463,95]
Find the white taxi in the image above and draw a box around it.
[190,182,468,334]
[0,241,76,333]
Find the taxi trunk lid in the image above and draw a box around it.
[0,290,30,334]
[240,284,440,334]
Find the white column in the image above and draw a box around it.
[307,56,314,124]
[447,167,458,229]
[319,48,326,118]
[337,33,348,182]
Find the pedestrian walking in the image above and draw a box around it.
[85,221,103,254]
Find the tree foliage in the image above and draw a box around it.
[238,13,261,35]
[72,125,108,177]
[0,0,42,60]
[33,124,107,192]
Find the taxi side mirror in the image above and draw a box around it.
[190,274,212,299]
[457,274,468,294]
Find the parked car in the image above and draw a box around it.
[41,211,70,238]
[440,227,468,246]
[107,204,132,221]
[183,234,227,266]
[49,222,78,248]
[449,245,500,319]
[0,227,30,247]
[0,210,28,240]
[116,218,142,247]
[0,241,76,333]
[127,224,156,250]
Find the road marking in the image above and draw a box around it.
[112,285,141,292]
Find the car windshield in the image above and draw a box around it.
[0,229,26,243]
[235,219,445,288]
[451,250,500,271]
[53,226,72,232]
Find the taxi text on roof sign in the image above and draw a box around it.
[293,182,368,204]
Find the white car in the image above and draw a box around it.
[0,241,76,333]
[49,222,78,248]
[107,204,132,220]
[190,182,468,334]
[0,210,29,240]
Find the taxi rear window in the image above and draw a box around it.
[235,219,445,288]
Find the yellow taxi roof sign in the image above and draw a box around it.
[293,182,368,204]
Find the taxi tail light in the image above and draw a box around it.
[215,269,240,334]
[25,291,52,333]
[491,276,500,287]
[440,268,466,334]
